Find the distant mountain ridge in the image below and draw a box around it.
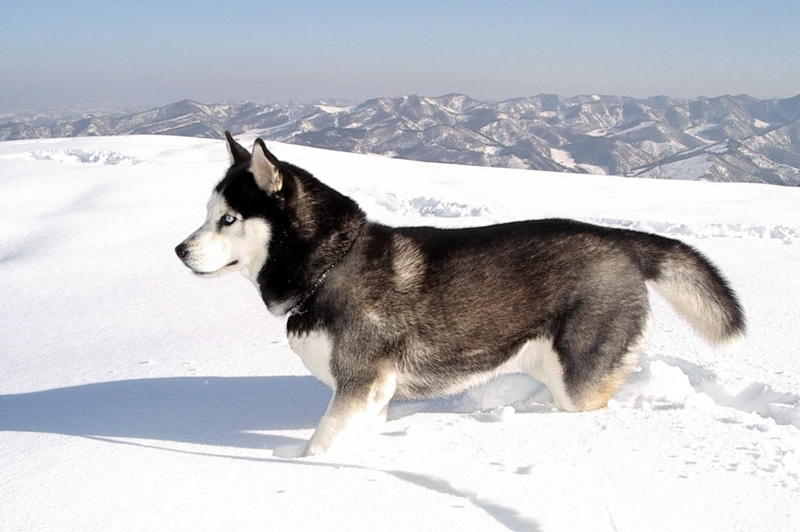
[3,93,800,185]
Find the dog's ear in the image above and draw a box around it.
[224,131,250,166]
[251,138,283,194]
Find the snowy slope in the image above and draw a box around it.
[1,135,799,532]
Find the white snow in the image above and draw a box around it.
[576,162,608,174]
[314,104,352,114]
[1,135,799,532]
[610,121,656,137]
[546,148,610,176]
[656,154,715,181]
[585,128,608,137]
[549,147,577,169]
[707,140,730,154]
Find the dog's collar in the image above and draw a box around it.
[289,222,364,317]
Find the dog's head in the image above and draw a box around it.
[174,132,281,283]
[176,132,366,314]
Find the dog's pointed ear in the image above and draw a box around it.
[251,138,283,194]
[224,131,250,165]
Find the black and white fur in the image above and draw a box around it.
[176,133,745,456]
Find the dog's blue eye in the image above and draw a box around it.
[220,214,236,226]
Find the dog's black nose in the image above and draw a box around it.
[175,243,189,260]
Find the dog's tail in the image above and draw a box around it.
[628,231,745,344]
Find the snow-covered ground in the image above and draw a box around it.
[1,135,799,532]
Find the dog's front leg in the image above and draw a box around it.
[303,369,397,457]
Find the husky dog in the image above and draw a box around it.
[176,133,745,456]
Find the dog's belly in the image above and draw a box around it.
[287,330,575,410]
[395,336,575,409]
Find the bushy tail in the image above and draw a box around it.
[629,232,745,344]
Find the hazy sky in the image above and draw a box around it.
[2,0,798,112]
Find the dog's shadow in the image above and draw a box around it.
[0,376,545,530]
[0,374,552,451]
[0,376,332,449]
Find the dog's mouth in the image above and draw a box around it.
[192,260,239,277]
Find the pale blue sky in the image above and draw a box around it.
[1,0,798,111]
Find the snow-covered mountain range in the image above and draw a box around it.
[3,93,800,185]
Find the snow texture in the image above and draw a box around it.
[1,135,799,532]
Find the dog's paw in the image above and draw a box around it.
[301,440,328,457]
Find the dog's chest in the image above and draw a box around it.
[287,330,335,389]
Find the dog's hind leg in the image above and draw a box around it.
[303,368,397,457]
[554,311,649,412]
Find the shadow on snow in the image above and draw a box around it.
[0,376,545,530]
[0,376,331,449]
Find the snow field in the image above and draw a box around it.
[1,135,799,531]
